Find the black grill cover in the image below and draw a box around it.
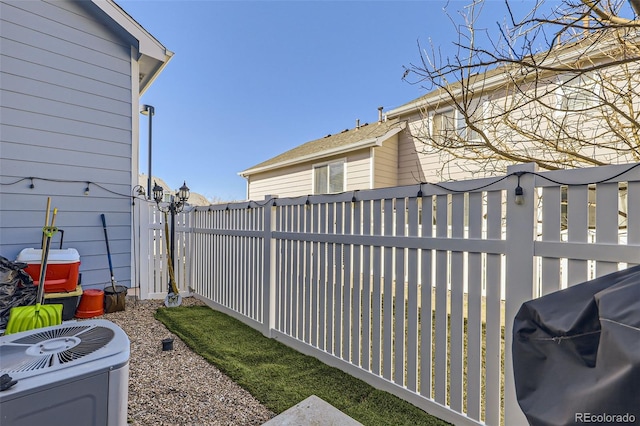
[513,265,640,426]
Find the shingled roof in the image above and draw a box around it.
[239,118,405,176]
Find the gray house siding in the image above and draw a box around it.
[0,0,137,289]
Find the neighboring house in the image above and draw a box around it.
[239,111,406,200]
[241,29,640,200]
[138,174,211,206]
[0,0,172,289]
[384,42,640,184]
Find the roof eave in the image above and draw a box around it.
[139,50,174,95]
[239,122,405,177]
[387,32,639,118]
[387,70,510,118]
[93,0,172,95]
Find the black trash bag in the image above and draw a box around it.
[0,256,37,329]
[513,265,640,426]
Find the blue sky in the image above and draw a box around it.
[118,0,527,202]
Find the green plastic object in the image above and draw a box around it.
[4,303,63,335]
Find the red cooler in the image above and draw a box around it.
[17,248,80,293]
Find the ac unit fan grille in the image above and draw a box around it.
[0,325,115,373]
[12,325,89,344]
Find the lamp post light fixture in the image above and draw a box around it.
[153,180,190,305]
[140,104,155,200]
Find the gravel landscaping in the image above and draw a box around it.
[89,297,275,425]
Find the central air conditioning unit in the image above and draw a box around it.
[0,319,130,426]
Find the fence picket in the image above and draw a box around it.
[449,193,465,412]
[351,200,362,366]
[540,186,561,296]
[327,203,335,354]
[311,203,320,347]
[291,205,299,338]
[596,182,620,276]
[394,197,406,386]
[372,199,382,375]
[362,200,372,370]
[434,194,449,405]
[343,201,352,362]
[304,204,312,344]
[420,194,433,400]
[319,203,327,351]
[335,202,343,358]
[466,192,483,421]
[406,197,419,393]
[629,181,640,265]
[484,189,503,426]
[382,198,394,381]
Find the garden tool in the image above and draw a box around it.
[5,198,62,334]
[163,211,181,307]
[101,214,126,313]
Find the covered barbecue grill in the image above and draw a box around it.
[513,265,640,426]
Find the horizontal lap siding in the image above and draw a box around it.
[398,114,502,184]
[397,116,442,185]
[248,165,312,200]
[248,148,373,199]
[345,149,371,191]
[373,134,398,188]
[0,0,134,288]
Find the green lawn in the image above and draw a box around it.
[155,305,450,426]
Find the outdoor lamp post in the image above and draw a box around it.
[153,181,190,268]
[153,182,189,308]
[140,104,155,200]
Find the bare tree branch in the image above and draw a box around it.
[403,0,640,178]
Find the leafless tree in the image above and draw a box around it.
[403,0,640,177]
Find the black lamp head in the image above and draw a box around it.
[153,181,164,204]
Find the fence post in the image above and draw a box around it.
[138,200,151,300]
[184,207,193,296]
[504,162,537,425]
[262,201,277,337]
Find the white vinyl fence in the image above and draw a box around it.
[137,162,640,426]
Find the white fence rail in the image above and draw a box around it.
[138,162,640,425]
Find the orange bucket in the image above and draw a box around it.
[75,289,104,318]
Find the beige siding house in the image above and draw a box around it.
[387,30,640,185]
[241,30,640,200]
[239,118,404,200]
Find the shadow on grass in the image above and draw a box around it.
[155,305,451,426]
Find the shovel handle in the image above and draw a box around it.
[36,208,58,305]
[100,214,113,271]
[100,214,118,292]
[37,198,51,303]
[40,197,51,252]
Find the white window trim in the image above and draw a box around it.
[555,73,601,112]
[430,106,483,143]
[430,108,454,144]
[312,158,346,195]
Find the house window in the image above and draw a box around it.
[457,108,482,142]
[433,107,482,143]
[432,109,456,144]
[314,161,344,194]
[558,73,600,110]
